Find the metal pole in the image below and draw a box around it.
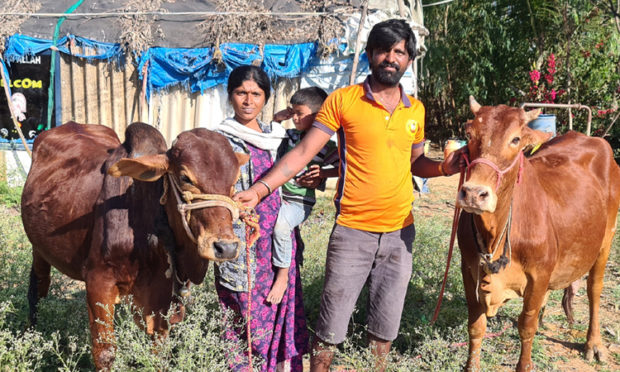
[520,102,592,136]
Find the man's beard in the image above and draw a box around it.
[371,61,406,86]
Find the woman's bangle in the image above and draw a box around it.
[438,162,448,176]
[256,180,272,196]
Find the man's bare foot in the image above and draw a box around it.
[267,267,289,304]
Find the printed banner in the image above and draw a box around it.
[0,52,54,143]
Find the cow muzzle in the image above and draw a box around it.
[197,234,240,261]
[458,182,497,213]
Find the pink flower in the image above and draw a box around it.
[547,54,556,73]
[529,70,540,84]
[550,89,557,101]
[545,73,554,85]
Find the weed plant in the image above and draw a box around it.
[0,180,22,208]
[0,188,617,371]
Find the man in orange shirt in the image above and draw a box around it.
[235,19,463,372]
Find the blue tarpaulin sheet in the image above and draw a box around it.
[3,34,362,97]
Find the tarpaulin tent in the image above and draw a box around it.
[0,0,427,183]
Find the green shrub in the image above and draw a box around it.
[0,195,618,371]
[0,181,22,208]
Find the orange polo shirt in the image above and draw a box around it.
[313,76,425,232]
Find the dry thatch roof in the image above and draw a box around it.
[0,0,41,52]
[1,0,425,59]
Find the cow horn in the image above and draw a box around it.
[524,108,541,123]
[469,96,481,114]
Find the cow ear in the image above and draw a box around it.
[235,152,250,166]
[521,126,552,154]
[524,108,541,123]
[108,154,169,181]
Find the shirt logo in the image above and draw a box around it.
[406,119,418,136]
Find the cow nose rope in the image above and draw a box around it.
[161,173,260,370]
[464,151,524,190]
[241,206,260,372]
[432,151,520,324]
[161,173,241,244]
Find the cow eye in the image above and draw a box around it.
[511,137,520,145]
[180,175,193,185]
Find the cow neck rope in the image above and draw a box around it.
[472,202,514,303]
[160,173,260,370]
[473,202,513,271]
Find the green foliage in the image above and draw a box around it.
[0,181,22,208]
[421,0,620,159]
[109,288,247,371]
[0,195,618,370]
[420,0,534,141]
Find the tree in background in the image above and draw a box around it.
[420,0,619,159]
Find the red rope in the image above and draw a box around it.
[242,208,260,372]
[430,166,466,325]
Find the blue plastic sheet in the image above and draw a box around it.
[3,35,361,97]
[4,34,123,64]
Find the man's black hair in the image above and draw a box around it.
[365,19,416,60]
[290,87,328,113]
[227,65,271,102]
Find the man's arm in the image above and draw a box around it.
[410,142,466,177]
[234,126,332,208]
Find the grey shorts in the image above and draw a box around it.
[314,223,415,344]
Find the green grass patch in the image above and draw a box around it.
[0,192,618,371]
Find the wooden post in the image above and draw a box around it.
[0,150,6,183]
[349,0,369,86]
[397,0,407,17]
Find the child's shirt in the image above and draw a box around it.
[277,128,338,206]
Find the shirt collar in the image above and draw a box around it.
[362,75,411,108]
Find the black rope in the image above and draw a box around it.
[471,203,513,274]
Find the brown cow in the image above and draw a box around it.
[456,97,620,372]
[21,121,248,370]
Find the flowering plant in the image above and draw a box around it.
[527,54,565,103]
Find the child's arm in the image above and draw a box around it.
[272,107,293,123]
[318,167,339,178]
[295,164,338,188]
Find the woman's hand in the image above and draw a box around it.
[233,188,261,210]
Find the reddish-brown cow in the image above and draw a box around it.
[21,122,248,370]
[456,97,620,371]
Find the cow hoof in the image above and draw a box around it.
[585,345,607,362]
[516,361,533,372]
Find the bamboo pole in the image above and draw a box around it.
[349,0,369,86]
[397,0,407,17]
[0,56,32,158]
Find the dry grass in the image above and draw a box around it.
[197,0,351,59]
[117,0,170,56]
[0,0,41,53]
